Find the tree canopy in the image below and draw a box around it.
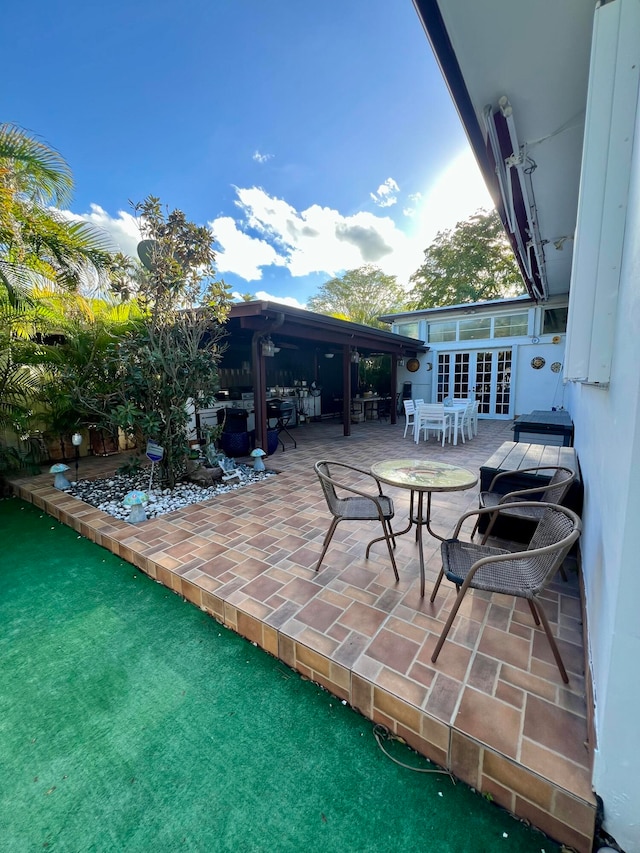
[0,123,113,300]
[91,196,233,486]
[307,265,408,329]
[409,210,525,309]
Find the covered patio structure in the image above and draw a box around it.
[217,301,427,451]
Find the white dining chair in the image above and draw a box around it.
[449,401,473,444]
[402,400,416,438]
[414,403,451,446]
[469,400,480,436]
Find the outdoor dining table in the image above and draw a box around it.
[414,402,471,446]
[369,458,478,596]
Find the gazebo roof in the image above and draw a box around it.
[228,301,428,356]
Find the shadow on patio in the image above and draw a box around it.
[10,417,596,852]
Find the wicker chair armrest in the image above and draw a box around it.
[453,502,581,585]
[451,504,511,538]
[319,460,385,496]
[316,466,389,519]
[452,499,580,537]
[488,466,575,495]
[329,478,386,503]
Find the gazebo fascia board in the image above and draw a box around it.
[230,301,425,355]
[228,301,428,448]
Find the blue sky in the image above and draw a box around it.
[2,0,492,306]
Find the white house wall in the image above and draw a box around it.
[512,341,568,415]
[390,302,568,416]
[567,3,640,846]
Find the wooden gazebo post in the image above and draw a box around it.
[251,333,268,452]
[342,344,352,436]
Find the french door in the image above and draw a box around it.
[436,349,512,418]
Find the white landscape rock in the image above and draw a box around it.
[68,466,275,521]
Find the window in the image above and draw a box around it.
[459,317,491,341]
[428,321,456,343]
[494,313,528,338]
[396,321,420,339]
[543,307,568,335]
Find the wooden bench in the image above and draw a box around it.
[478,441,583,541]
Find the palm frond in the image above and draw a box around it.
[0,123,73,207]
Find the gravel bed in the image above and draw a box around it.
[65,465,276,522]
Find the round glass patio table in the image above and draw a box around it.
[369,458,478,597]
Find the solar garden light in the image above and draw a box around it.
[50,463,71,490]
[71,432,83,482]
[123,490,149,523]
[250,447,267,471]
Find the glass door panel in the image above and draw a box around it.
[453,353,470,398]
[495,350,512,415]
[436,353,451,401]
[474,352,493,414]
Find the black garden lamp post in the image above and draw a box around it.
[71,432,83,482]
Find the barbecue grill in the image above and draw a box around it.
[266,399,297,451]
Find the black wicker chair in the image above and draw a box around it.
[430,502,582,683]
[313,460,398,578]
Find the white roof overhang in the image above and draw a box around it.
[412,0,596,301]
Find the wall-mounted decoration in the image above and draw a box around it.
[406,358,420,372]
[551,362,562,373]
[552,335,562,344]
[531,356,546,370]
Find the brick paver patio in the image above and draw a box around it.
[9,416,597,851]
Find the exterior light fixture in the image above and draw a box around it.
[71,432,83,482]
[261,336,275,357]
[351,349,361,364]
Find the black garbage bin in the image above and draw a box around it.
[217,407,251,456]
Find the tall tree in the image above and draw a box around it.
[409,210,525,309]
[0,124,114,452]
[89,196,233,487]
[307,265,408,329]
[0,122,113,300]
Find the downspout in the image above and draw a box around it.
[342,344,352,436]
[390,356,398,424]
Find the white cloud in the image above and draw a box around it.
[232,290,306,310]
[370,177,399,207]
[58,203,141,257]
[252,150,273,163]
[403,192,423,218]
[211,215,286,280]
[65,148,494,302]
[208,186,421,286]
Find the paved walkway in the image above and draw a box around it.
[10,417,596,852]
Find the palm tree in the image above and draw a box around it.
[0,123,116,455]
[0,122,114,300]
